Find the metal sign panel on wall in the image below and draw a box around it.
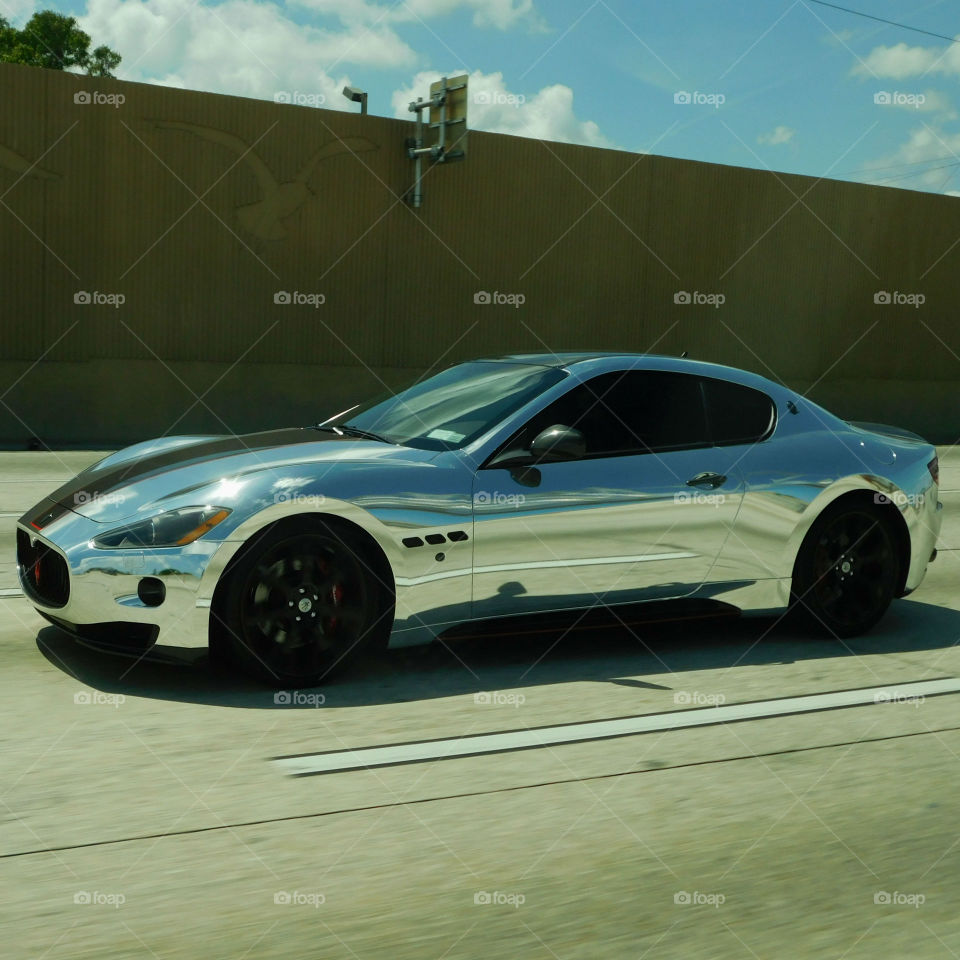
[428,74,468,159]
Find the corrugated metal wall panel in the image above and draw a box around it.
[1,65,52,361]
[1,62,959,443]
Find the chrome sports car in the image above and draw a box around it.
[18,354,942,685]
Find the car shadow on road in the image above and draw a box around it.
[35,595,960,709]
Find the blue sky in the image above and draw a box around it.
[7,0,960,193]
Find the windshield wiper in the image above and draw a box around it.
[312,423,393,444]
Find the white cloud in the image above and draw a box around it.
[853,40,960,79]
[859,126,960,193]
[2,0,37,22]
[399,0,542,31]
[392,69,615,148]
[888,126,960,163]
[918,90,953,114]
[870,89,954,116]
[757,125,794,146]
[78,0,416,104]
[822,28,857,48]
[292,0,544,31]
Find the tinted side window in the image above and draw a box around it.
[506,370,709,457]
[702,377,775,445]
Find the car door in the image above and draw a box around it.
[695,374,783,585]
[471,370,745,619]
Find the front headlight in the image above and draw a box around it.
[93,507,231,549]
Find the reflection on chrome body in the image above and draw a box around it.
[471,444,746,619]
[17,354,942,657]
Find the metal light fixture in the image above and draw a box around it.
[342,86,368,115]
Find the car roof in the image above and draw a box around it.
[480,352,787,395]
[490,351,655,367]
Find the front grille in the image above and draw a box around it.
[17,528,70,607]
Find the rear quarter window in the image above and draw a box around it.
[702,377,776,446]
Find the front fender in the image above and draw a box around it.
[195,491,476,644]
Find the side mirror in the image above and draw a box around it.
[530,424,586,462]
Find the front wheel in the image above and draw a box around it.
[215,518,392,686]
[791,502,900,638]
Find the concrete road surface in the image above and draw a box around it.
[1,447,958,958]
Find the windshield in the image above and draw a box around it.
[318,361,567,450]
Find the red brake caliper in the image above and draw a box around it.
[330,582,344,630]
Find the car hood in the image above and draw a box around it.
[46,428,439,523]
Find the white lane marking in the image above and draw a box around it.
[0,588,23,598]
[273,678,960,776]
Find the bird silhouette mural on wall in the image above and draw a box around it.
[153,121,378,240]
[0,144,59,181]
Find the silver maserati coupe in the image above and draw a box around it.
[18,353,942,685]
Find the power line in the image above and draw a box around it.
[869,159,960,184]
[843,153,960,176]
[807,0,960,44]
[933,166,959,192]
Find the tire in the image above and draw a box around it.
[215,517,392,686]
[791,501,900,638]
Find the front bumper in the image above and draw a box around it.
[38,612,160,656]
[16,500,229,651]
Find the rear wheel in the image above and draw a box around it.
[791,502,900,638]
[216,518,391,686]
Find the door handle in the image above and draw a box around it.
[686,471,727,489]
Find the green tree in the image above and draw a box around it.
[0,11,121,77]
[0,17,17,61]
[87,44,121,78]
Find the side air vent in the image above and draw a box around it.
[403,531,469,548]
